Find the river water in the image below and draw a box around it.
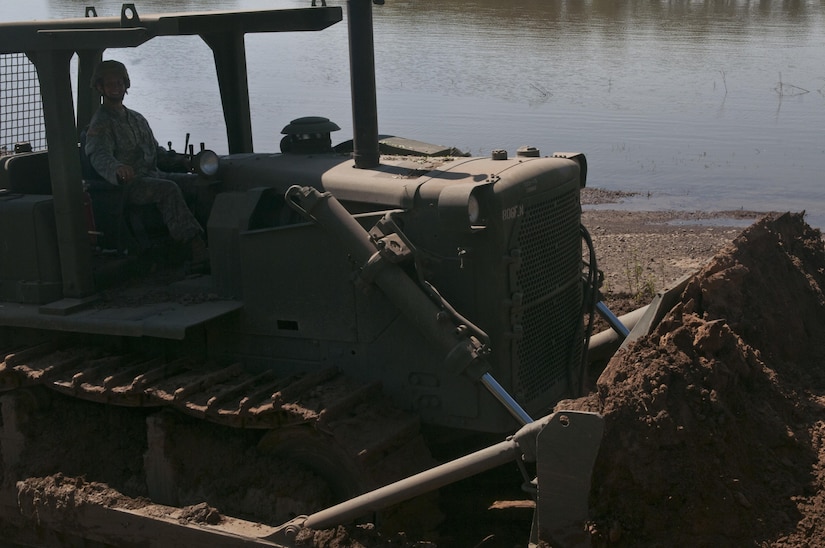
[4,0,825,226]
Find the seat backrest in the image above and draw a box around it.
[0,151,52,194]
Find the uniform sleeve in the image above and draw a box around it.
[134,111,159,171]
[85,117,122,185]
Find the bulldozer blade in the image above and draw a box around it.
[3,481,286,548]
[271,411,603,546]
[532,411,604,548]
[0,411,603,547]
[587,274,692,365]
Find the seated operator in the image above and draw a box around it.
[84,59,208,270]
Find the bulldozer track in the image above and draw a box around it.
[0,341,436,499]
[0,342,395,432]
[0,341,443,545]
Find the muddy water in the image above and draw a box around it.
[4,0,825,226]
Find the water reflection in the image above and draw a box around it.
[42,0,819,29]
[383,0,816,30]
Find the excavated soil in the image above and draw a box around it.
[563,210,825,547]
[5,195,825,547]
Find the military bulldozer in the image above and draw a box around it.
[0,2,626,546]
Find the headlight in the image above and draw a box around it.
[467,194,481,224]
[438,183,488,232]
[194,149,220,178]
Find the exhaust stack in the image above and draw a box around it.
[347,0,380,169]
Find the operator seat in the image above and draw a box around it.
[1,145,100,249]
[79,128,169,254]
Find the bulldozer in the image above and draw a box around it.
[0,2,626,546]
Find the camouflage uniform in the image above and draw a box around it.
[85,104,203,244]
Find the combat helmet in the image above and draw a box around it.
[90,59,131,91]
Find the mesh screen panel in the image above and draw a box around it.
[0,53,46,155]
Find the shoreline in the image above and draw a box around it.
[580,188,775,297]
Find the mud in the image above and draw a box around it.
[563,211,825,547]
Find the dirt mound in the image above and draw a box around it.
[563,212,825,547]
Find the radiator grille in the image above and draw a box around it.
[514,187,582,405]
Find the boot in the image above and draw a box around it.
[186,235,210,274]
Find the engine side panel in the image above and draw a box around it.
[207,154,584,432]
[0,195,62,304]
